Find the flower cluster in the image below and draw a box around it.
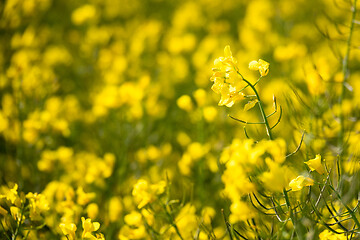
[210,46,245,107]
[59,217,104,240]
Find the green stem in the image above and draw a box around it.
[339,0,357,154]
[12,205,25,240]
[328,184,360,229]
[239,73,273,140]
[162,204,184,240]
[283,189,305,240]
[222,209,234,240]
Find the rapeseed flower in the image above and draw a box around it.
[26,192,49,221]
[305,154,325,174]
[229,201,255,223]
[59,222,77,240]
[132,179,166,209]
[210,45,245,107]
[0,184,20,206]
[71,4,97,25]
[81,217,101,239]
[289,175,314,191]
[260,158,295,192]
[87,203,99,219]
[177,95,194,112]
[124,211,142,227]
[248,59,270,76]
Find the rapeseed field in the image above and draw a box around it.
[0,0,360,239]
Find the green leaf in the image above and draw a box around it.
[244,99,258,111]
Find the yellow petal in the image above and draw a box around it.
[289,175,314,191]
[224,45,232,58]
[93,222,100,231]
[305,154,325,174]
[258,59,270,76]
[248,60,259,71]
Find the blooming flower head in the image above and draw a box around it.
[0,183,21,206]
[132,179,166,209]
[81,217,100,239]
[289,175,314,191]
[305,154,325,174]
[76,187,96,206]
[124,211,143,227]
[249,59,270,76]
[26,192,49,221]
[210,45,245,107]
[59,222,77,240]
[132,179,152,209]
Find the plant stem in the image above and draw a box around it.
[162,203,184,240]
[222,209,234,240]
[12,205,24,240]
[328,184,360,229]
[239,75,273,140]
[283,189,305,240]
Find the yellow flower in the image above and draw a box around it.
[26,192,49,221]
[0,183,21,206]
[59,222,77,240]
[81,217,100,239]
[174,204,198,239]
[289,175,314,191]
[203,106,217,122]
[210,45,245,107]
[249,59,270,76]
[71,4,97,25]
[229,201,255,223]
[305,154,325,174]
[177,95,193,112]
[132,180,152,209]
[132,179,166,209]
[119,225,146,240]
[124,211,143,227]
[87,203,99,219]
[260,158,295,192]
[76,187,96,206]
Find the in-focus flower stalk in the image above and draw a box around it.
[210,45,273,140]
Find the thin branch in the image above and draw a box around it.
[222,209,234,240]
[228,223,248,240]
[228,115,265,124]
[286,131,306,158]
[270,106,283,129]
[311,174,331,213]
[243,126,252,140]
[249,194,279,215]
[270,198,287,223]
